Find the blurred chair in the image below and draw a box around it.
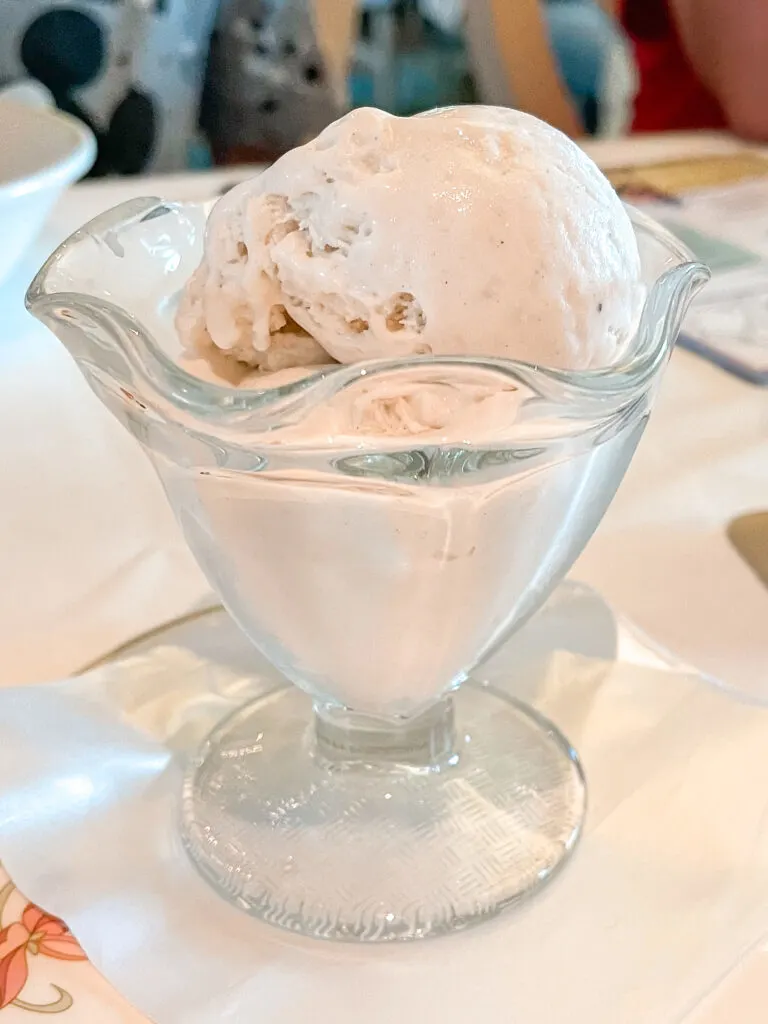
[464,0,635,135]
[309,0,358,106]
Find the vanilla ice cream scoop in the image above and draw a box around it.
[177,105,641,372]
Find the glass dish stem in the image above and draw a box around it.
[313,697,457,770]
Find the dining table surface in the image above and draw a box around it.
[2,129,768,1022]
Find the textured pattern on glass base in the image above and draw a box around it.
[181,683,586,942]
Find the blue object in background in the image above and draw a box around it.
[350,32,469,112]
[546,0,618,131]
[351,0,619,132]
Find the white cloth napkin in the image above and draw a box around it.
[2,586,768,1024]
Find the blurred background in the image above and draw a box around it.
[1,0,761,176]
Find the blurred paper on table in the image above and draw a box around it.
[728,513,768,590]
[610,155,768,384]
[607,153,768,197]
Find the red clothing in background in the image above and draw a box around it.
[622,0,728,131]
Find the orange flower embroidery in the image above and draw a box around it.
[0,904,87,1009]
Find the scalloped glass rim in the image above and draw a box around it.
[26,195,709,429]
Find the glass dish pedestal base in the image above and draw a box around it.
[181,680,586,942]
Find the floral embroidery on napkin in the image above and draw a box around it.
[0,873,87,1015]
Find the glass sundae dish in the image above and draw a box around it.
[27,107,708,942]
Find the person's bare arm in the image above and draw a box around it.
[671,0,768,140]
[466,0,583,137]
